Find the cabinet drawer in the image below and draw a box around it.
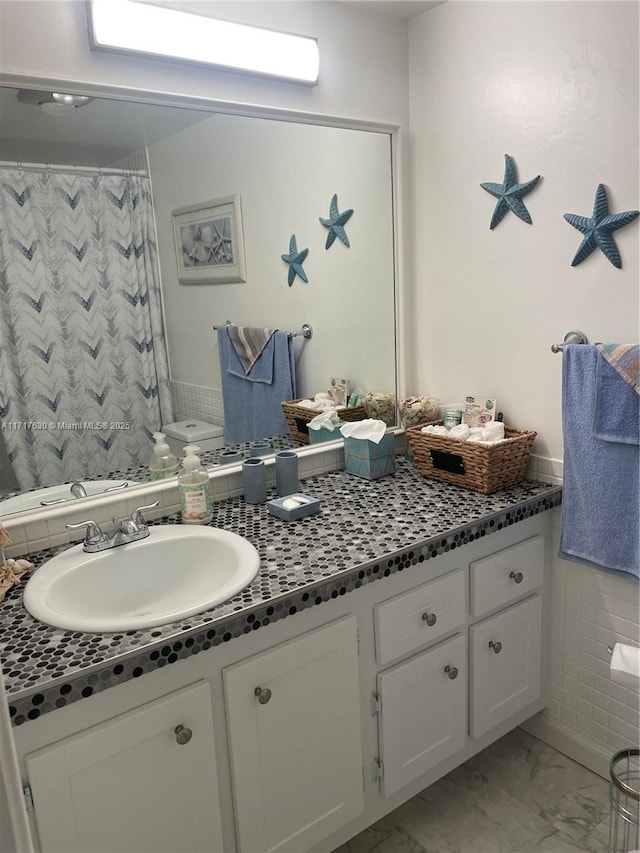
[374,569,466,665]
[470,535,543,617]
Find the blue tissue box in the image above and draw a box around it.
[343,434,395,479]
[308,425,343,444]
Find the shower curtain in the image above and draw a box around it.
[0,167,172,490]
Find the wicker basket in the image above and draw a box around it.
[406,424,537,494]
[281,399,366,444]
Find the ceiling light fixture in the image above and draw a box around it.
[86,0,320,86]
[16,89,94,117]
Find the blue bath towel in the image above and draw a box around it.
[218,328,296,444]
[559,345,639,580]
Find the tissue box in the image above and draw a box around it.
[343,434,395,479]
[308,425,344,444]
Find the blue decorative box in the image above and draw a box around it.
[343,434,395,479]
[308,425,343,444]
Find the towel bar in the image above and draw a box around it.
[551,330,589,353]
[213,321,313,340]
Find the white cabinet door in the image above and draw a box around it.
[25,681,223,853]
[470,595,542,738]
[377,634,467,798]
[224,615,363,853]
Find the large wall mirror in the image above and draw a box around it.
[0,85,397,517]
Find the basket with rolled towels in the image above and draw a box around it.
[406,420,537,494]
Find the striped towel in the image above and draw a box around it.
[593,343,639,445]
[227,325,275,375]
[596,343,639,393]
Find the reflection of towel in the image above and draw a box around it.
[559,345,639,580]
[218,328,296,444]
[227,325,275,375]
[593,344,639,444]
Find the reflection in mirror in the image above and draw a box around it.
[0,86,397,516]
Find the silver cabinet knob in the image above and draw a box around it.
[509,571,524,584]
[444,665,458,680]
[254,686,272,705]
[489,640,502,654]
[421,612,437,627]
[174,725,192,745]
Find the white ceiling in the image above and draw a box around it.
[340,1,445,18]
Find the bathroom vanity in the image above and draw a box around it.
[2,459,561,853]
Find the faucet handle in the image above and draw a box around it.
[65,519,106,545]
[131,500,160,527]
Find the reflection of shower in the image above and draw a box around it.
[0,165,172,491]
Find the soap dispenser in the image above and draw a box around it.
[149,432,179,480]
[178,445,212,524]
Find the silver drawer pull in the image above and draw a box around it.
[254,686,272,705]
[174,725,192,745]
[489,640,502,654]
[421,612,437,627]
[444,665,458,680]
[509,571,524,584]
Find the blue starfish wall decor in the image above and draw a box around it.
[281,234,309,286]
[564,184,639,269]
[319,193,354,249]
[480,154,541,230]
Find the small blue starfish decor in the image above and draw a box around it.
[281,234,309,286]
[319,193,354,249]
[480,154,541,230]
[564,184,639,269]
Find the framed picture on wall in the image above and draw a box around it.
[172,194,247,283]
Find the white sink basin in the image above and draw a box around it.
[0,480,137,516]
[23,525,260,633]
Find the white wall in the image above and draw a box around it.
[409,0,639,776]
[409,0,639,464]
[148,113,396,399]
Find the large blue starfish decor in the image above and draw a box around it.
[564,184,639,269]
[480,154,541,230]
[281,234,309,286]
[319,193,354,249]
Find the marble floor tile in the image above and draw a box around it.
[332,729,613,853]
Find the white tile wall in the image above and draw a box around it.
[169,380,223,427]
[525,455,640,777]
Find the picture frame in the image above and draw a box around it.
[172,193,247,283]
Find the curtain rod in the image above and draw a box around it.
[0,160,147,178]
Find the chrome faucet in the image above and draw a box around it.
[66,501,160,553]
[70,481,88,499]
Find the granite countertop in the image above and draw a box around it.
[1,458,561,726]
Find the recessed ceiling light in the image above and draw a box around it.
[87,0,319,86]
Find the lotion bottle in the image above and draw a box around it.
[178,445,212,524]
[149,432,179,480]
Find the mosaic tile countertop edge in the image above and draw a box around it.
[1,458,561,726]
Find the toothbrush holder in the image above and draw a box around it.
[275,450,299,497]
[242,457,267,504]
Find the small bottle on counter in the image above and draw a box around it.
[149,432,179,479]
[178,445,212,524]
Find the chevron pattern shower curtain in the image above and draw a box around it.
[0,168,172,490]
